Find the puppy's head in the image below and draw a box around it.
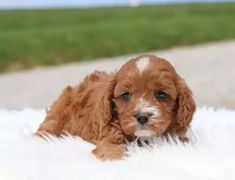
[109,55,196,138]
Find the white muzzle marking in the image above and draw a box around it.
[134,98,161,137]
[137,98,160,118]
[134,129,155,137]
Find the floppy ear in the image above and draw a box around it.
[99,77,116,124]
[175,76,196,129]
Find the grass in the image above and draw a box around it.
[0,3,235,72]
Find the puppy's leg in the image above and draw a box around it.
[36,116,63,137]
[92,127,127,161]
[92,141,127,161]
[36,86,73,137]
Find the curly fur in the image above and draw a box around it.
[36,55,196,160]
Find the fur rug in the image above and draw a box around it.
[0,107,234,180]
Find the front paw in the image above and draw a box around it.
[92,142,127,161]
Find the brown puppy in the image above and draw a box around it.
[36,55,196,160]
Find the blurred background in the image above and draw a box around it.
[0,0,234,109]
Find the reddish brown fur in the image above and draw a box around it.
[36,55,196,160]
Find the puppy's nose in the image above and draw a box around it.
[135,113,150,125]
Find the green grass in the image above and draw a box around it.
[0,3,235,72]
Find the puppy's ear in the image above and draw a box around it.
[99,76,116,124]
[175,76,196,129]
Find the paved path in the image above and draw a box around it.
[0,40,235,109]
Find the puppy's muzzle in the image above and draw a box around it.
[135,113,152,125]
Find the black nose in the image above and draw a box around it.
[135,113,150,125]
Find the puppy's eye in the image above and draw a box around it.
[155,90,167,100]
[121,92,131,100]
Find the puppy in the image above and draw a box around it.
[36,55,196,160]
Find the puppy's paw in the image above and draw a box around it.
[92,142,127,161]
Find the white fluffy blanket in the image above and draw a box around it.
[0,108,235,180]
